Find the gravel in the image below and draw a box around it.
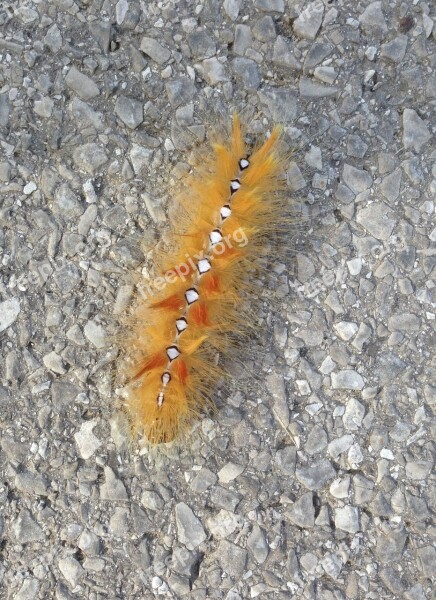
[1,0,435,598]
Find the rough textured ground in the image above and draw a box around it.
[0,0,435,599]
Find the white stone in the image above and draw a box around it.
[334,321,358,341]
[74,419,102,459]
[218,463,245,483]
[0,298,20,332]
[23,182,37,195]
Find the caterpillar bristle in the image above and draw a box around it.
[118,114,291,447]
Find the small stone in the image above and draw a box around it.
[234,24,252,56]
[347,258,362,276]
[231,58,261,90]
[343,398,366,430]
[44,24,62,52]
[305,424,328,455]
[58,557,85,588]
[216,540,247,578]
[380,35,408,63]
[293,1,324,40]
[328,434,354,459]
[78,529,100,556]
[304,145,322,170]
[0,298,20,332]
[140,37,171,64]
[15,471,49,496]
[33,96,54,118]
[207,510,243,538]
[356,202,396,241]
[388,313,420,333]
[188,31,216,59]
[199,58,229,85]
[329,477,350,499]
[353,474,374,505]
[114,95,143,130]
[299,78,338,99]
[54,183,83,218]
[15,579,40,600]
[313,66,337,84]
[254,0,284,10]
[334,321,358,341]
[348,443,364,468]
[247,524,269,563]
[347,134,368,158]
[65,66,99,100]
[380,168,402,202]
[334,506,360,533]
[331,370,364,390]
[258,87,297,122]
[403,109,431,152]
[175,503,206,550]
[218,463,245,483]
[223,0,242,21]
[100,466,128,501]
[286,492,315,528]
[0,161,11,182]
[300,552,318,574]
[84,320,106,348]
[253,16,276,42]
[210,486,241,511]
[43,351,66,375]
[417,546,436,578]
[275,445,297,474]
[15,6,39,24]
[296,459,336,490]
[73,144,108,174]
[342,164,373,194]
[267,372,289,429]
[273,36,300,69]
[13,509,44,543]
[130,144,153,177]
[166,77,196,108]
[321,552,343,580]
[359,1,387,35]
[405,461,433,480]
[74,420,102,459]
[190,468,217,493]
[376,525,408,564]
[141,490,164,511]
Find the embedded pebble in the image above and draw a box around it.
[403,109,431,151]
[175,503,207,550]
[140,37,171,64]
[65,66,100,100]
[114,95,143,130]
[331,370,365,390]
[293,1,324,40]
[0,298,20,332]
[74,419,102,459]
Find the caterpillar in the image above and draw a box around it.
[119,114,288,446]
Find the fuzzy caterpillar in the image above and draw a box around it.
[120,114,288,446]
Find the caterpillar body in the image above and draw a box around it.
[120,115,287,446]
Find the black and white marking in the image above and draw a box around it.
[176,317,188,334]
[161,371,171,386]
[209,229,223,245]
[197,258,211,274]
[166,345,180,361]
[239,158,249,170]
[230,179,241,194]
[220,205,231,220]
[185,288,199,305]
